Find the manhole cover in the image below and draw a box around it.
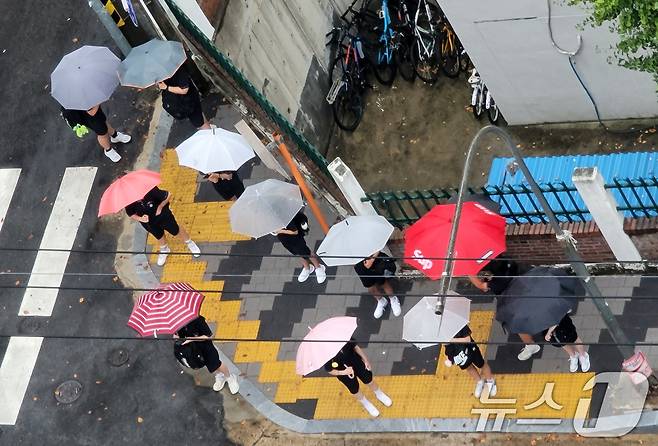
[19,318,41,334]
[54,380,82,404]
[108,348,129,367]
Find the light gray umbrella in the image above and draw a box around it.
[402,293,471,350]
[118,39,186,88]
[50,46,120,110]
[316,216,394,266]
[495,266,579,334]
[229,179,303,238]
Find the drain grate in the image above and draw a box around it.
[108,348,129,367]
[54,380,83,404]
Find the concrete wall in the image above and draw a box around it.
[438,0,658,125]
[213,0,352,150]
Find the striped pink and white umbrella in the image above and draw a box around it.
[127,282,205,337]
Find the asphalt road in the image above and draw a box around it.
[0,1,233,444]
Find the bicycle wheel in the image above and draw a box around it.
[332,88,364,131]
[373,50,397,85]
[440,30,460,78]
[487,96,500,125]
[412,37,440,84]
[473,86,484,119]
[397,38,416,82]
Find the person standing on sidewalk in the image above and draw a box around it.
[204,171,244,201]
[543,314,591,372]
[61,104,130,162]
[445,325,497,398]
[174,315,239,394]
[273,211,327,284]
[324,339,392,417]
[469,255,541,362]
[354,251,401,319]
[125,186,201,266]
[159,66,211,130]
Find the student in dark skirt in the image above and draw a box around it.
[158,66,211,130]
[204,171,245,201]
[324,339,392,417]
[445,325,497,398]
[273,212,326,283]
[543,313,590,372]
[354,251,401,319]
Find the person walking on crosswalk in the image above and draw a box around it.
[61,104,131,162]
[125,186,201,266]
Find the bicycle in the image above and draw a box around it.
[468,68,499,124]
[437,12,460,78]
[361,0,397,85]
[407,0,442,84]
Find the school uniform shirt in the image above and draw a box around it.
[353,252,392,288]
[276,213,311,256]
[323,341,362,373]
[176,316,212,338]
[124,187,169,220]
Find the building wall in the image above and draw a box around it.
[213,0,352,150]
[438,0,658,125]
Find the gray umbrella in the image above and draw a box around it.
[118,39,186,88]
[50,46,120,110]
[495,266,579,334]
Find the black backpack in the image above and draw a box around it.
[174,340,206,369]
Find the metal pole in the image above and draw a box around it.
[88,0,132,56]
[438,126,650,381]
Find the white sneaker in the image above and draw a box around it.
[226,374,239,394]
[474,379,485,398]
[157,246,170,266]
[374,389,392,407]
[359,398,379,417]
[579,353,591,372]
[298,265,315,282]
[110,131,131,144]
[104,148,121,162]
[186,240,201,257]
[389,295,401,317]
[212,373,226,392]
[373,298,388,319]
[517,344,541,361]
[486,379,497,397]
[315,264,327,284]
[569,355,579,373]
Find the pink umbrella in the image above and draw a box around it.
[295,316,358,376]
[98,169,161,217]
[127,282,204,337]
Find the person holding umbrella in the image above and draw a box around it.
[204,171,245,201]
[158,66,210,130]
[354,252,401,319]
[61,105,131,162]
[444,325,497,398]
[273,211,326,284]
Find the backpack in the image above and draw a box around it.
[173,340,206,369]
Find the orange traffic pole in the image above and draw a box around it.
[273,133,329,234]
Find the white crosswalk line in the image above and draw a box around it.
[0,337,43,425]
[0,168,21,232]
[19,167,97,317]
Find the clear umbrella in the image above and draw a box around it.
[229,179,303,238]
[316,216,394,266]
[50,46,120,110]
[175,127,255,173]
[118,39,186,88]
[402,293,471,349]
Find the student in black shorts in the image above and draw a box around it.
[125,186,201,266]
[354,251,401,319]
[324,340,392,417]
[204,171,245,201]
[174,316,239,393]
[273,212,326,284]
[445,325,497,398]
[61,104,131,162]
[158,66,210,130]
[543,313,590,373]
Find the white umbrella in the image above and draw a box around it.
[175,128,255,173]
[229,179,303,238]
[402,293,471,350]
[316,216,394,266]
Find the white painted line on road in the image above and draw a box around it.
[0,337,43,425]
[0,168,21,233]
[19,167,97,317]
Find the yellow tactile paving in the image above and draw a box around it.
[152,148,594,422]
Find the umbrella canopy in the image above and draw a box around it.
[229,179,303,238]
[127,282,204,337]
[316,216,394,266]
[175,127,255,173]
[118,39,186,88]
[50,45,120,110]
[295,316,358,375]
[98,169,161,216]
[495,266,579,334]
[403,202,506,279]
[402,293,471,349]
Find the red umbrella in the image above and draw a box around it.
[404,202,506,279]
[127,282,204,337]
[98,169,161,217]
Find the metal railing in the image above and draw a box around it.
[363,177,658,227]
[162,0,329,174]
